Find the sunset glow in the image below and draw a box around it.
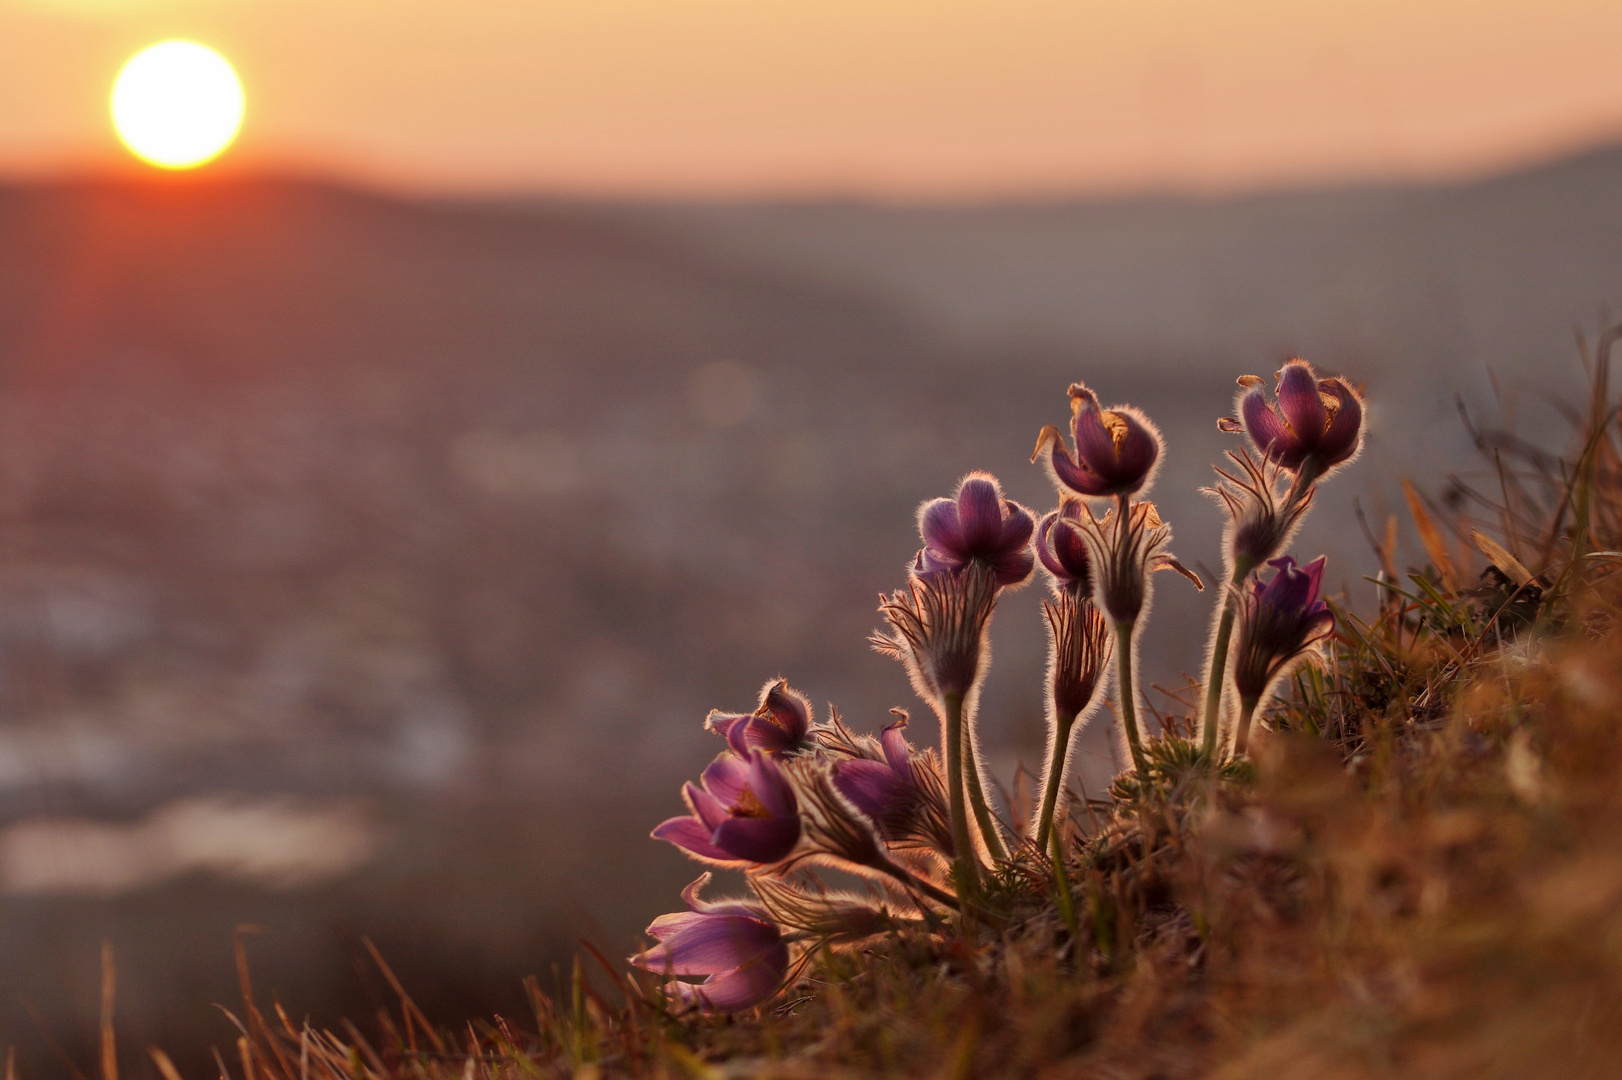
[111,41,244,170]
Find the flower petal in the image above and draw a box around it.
[1045,442,1111,497]
[685,782,730,831]
[634,913,781,977]
[745,751,797,819]
[665,945,789,1012]
[760,681,811,742]
[1240,387,1296,463]
[1108,409,1161,491]
[701,755,750,805]
[918,497,965,559]
[1317,378,1364,466]
[956,475,1004,554]
[832,759,904,820]
[706,712,751,755]
[879,718,914,779]
[1275,361,1326,444]
[711,815,800,864]
[652,815,734,862]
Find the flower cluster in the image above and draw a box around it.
[633,358,1364,1013]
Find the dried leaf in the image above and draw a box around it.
[1470,529,1534,587]
[1403,479,1459,592]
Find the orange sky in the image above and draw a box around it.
[2,0,1622,197]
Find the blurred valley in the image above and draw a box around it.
[0,145,1619,1070]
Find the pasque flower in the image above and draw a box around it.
[872,562,997,703]
[1071,499,1201,776]
[1033,383,1163,498]
[917,472,1035,587]
[1035,499,1094,598]
[831,715,954,856]
[1032,588,1111,847]
[653,750,801,866]
[630,874,790,1013]
[1074,500,1201,627]
[707,679,815,757]
[1221,360,1363,476]
[1231,555,1336,755]
[1204,449,1314,574]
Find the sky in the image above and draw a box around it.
[2,0,1622,197]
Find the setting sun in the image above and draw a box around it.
[110,41,244,170]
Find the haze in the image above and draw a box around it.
[3,0,1621,196]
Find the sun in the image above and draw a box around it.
[111,41,245,170]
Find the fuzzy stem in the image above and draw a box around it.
[871,853,962,912]
[962,720,1009,863]
[1233,696,1261,757]
[1199,559,1250,759]
[942,691,980,897]
[1114,621,1148,776]
[1203,459,1320,760]
[1034,711,1078,850]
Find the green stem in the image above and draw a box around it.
[1200,558,1252,759]
[1233,696,1260,757]
[962,719,1009,863]
[1049,814,1080,946]
[1034,712,1078,850]
[942,691,979,897]
[1115,621,1148,777]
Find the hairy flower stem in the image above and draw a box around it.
[962,721,1009,863]
[1114,621,1148,777]
[1233,696,1261,757]
[942,691,980,898]
[1200,459,1321,759]
[1034,709,1080,851]
[1198,559,1251,759]
[871,853,961,912]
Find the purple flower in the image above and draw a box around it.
[653,750,801,867]
[1233,556,1336,704]
[1223,360,1364,475]
[707,680,814,757]
[630,874,790,1013]
[820,714,955,856]
[831,718,915,829]
[1033,383,1162,498]
[916,472,1035,588]
[1035,499,1094,596]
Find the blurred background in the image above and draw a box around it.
[0,0,1621,1073]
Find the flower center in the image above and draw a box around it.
[731,786,771,818]
[1319,392,1340,430]
[1101,410,1130,452]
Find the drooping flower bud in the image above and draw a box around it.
[653,750,801,867]
[829,714,954,857]
[1220,359,1363,477]
[1043,590,1112,723]
[1033,383,1162,499]
[1233,556,1336,705]
[707,679,816,757]
[1035,499,1095,598]
[916,472,1035,588]
[630,874,790,1013]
